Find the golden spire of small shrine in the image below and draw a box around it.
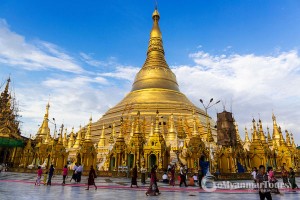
[285,130,292,147]
[267,126,272,147]
[73,125,82,148]
[244,127,250,143]
[68,127,75,148]
[85,116,92,142]
[154,110,160,134]
[258,119,266,143]
[252,119,259,140]
[98,124,106,147]
[192,112,199,136]
[63,128,68,147]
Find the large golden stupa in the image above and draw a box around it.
[4,7,299,175]
[91,8,211,139]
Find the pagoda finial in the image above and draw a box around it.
[98,124,106,147]
[285,130,292,147]
[267,126,272,146]
[134,112,141,134]
[63,128,68,147]
[291,133,296,148]
[258,119,266,143]
[150,118,154,136]
[68,127,75,149]
[252,119,259,140]
[72,125,82,148]
[85,117,92,141]
[118,117,125,138]
[168,113,175,133]
[154,110,160,134]
[192,113,199,136]
[244,127,250,143]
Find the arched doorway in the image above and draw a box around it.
[110,156,116,171]
[149,154,156,169]
[128,154,134,168]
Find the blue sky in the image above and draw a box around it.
[1,0,300,144]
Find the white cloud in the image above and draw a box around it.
[172,50,300,144]
[100,66,139,81]
[0,19,83,73]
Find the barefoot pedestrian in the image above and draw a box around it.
[70,163,78,183]
[62,165,68,185]
[289,167,298,189]
[35,166,42,186]
[86,166,97,190]
[130,165,139,188]
[256,165,272,200]
[47,165,55,186]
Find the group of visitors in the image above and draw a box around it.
[70,163,83,183]
[34,163,97,190]
[252,165,298,200]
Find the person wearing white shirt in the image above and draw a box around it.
[76,164,83,183]
[70,163,78,182]
[162,173,169,183]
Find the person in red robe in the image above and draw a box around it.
[86,166,97,190]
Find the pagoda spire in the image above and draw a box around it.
[258,119,266,143]
[63,128,68,147]
[131,7,180,92]
[272,113,281,141]
[285,130,292,147]
[252,119,259,140]
[68,127,75,148]
[244,127,250,143]
[192,113,199,136]
[154,110,160,134]
[98,124,106,147]
[118,117,125,138]
[85,116,92,142]
[267,126,272,147]
[130,120,135,137]
[134,111,141,134]
[37,103,50,138]
[291,133,297,148]
[73,125,82,148]
[149,118,154,136]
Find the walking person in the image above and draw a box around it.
[289,167,298,189]
[47,165,55,186]
[76,163,83,183]
[86,166,97,190]
[70,163,78,183]
[198,167,203,188]
[35,166,43,186]
[146,165,160,196]
[140,166,147,184]
[62,165,68,185]
[281,166,290,188]
[179,165,187,187]
[267,166,279,194]
[130,165,139,188]
[169,165,175,186]
[256,165,272,200]
[252,167,258,183]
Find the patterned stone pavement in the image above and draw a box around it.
[0,172,300,200]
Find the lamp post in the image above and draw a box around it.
[199,98,220,174]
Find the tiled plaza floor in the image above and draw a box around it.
[0,172,300,200]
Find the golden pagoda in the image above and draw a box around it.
[7,7,300,175]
